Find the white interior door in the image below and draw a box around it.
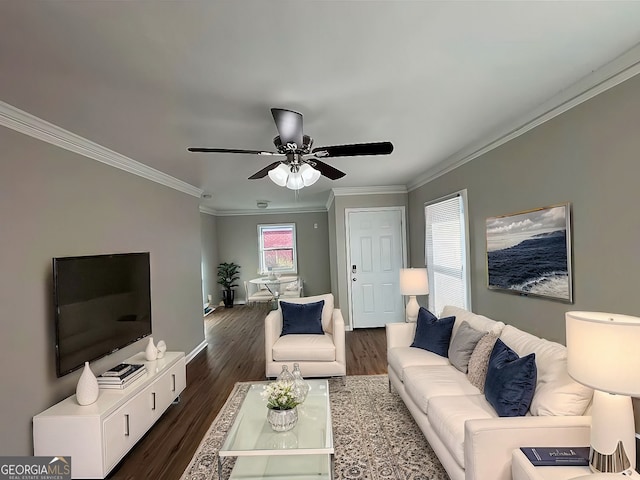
[347,208,406,328]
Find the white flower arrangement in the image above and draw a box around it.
[261,380,300,410]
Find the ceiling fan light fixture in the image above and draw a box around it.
[286,171,304,190]
[268,163,289,187]
[300,163,321,186]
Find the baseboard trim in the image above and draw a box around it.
[186,340,208,363]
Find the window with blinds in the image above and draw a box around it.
[425,191,471,314]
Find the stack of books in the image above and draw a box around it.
[97,363,146,389]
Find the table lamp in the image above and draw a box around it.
[399,268,429,322]
[566,311,640,476]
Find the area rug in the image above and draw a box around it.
[181,375,449,480]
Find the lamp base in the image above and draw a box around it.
[405,296,419,322]
[590,441,632,474]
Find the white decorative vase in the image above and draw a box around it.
[267,406,298,432]
[145,336,158,361]
[76,362,99,406]
[156,340,167,359]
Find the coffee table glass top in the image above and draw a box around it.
[219,379,333,457]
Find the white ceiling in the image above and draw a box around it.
[2,1,640,213]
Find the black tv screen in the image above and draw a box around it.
[53,252,152,377]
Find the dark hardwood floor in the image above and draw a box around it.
[109,304,388,479]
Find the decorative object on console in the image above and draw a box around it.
[486,203,572,303]
[145,336,158,361]
[566,311,640,474]
[76,361,99,406]
[400,268,429,322]
[156,340,167,359]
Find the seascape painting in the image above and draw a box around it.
[486,203,572,302]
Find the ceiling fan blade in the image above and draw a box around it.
[310,159,346,180]
[248,161,282,179]
[271,108,303,147]
[188,147,278,155]
[312,141,394,158]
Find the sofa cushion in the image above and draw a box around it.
[410,307,455,357]
[499,325,593,416]
[448,321,486,373]
[485,339,537,417]
[387,346,450,381]
[442,305,506,339]
[404,365,481,415]
[280,300,324,335]
[278,293,335,334]
[467,332,498,391]
[272,334,336,361]
[428,394,497,469]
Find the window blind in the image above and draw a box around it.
[425,193,470,314]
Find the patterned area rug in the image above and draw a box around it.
[181,375,449,480]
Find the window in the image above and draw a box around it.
[258,223,297,274]
[425,190,471,314]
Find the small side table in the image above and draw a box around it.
[512,449,640,480]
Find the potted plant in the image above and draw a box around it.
[217,262,240,308]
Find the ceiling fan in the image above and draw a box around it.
[188,108,394,189]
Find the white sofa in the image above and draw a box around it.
[265,293,346,380]
[387,305,594,480]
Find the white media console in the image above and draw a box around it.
[33,351,186,479]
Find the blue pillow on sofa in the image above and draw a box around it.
[280,300,325,336]
[484,339,537,417]
[410,307,455,357]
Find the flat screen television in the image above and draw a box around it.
[53,252,152,377]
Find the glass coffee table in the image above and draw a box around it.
[218,379,334,479]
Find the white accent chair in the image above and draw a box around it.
[280,276,303,298]
[244,280,273,306]
[265,293,346,381]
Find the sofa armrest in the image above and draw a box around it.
[265,309,283,364]
[332,309,346,367]
[464,415,591,480]
[385,322,416,351]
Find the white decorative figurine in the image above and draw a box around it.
[76,362,99,405]
[156,340,167,359]
[144,336,158,361]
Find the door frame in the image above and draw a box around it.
[345,206,408,330]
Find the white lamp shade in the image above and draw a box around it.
[286,171,304,190]
[566,311,640,396]
[300,163,321,186]
[268,163,289,187]
[399,268,429,296]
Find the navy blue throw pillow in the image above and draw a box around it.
[280,300,325,336]
[410,307,455,357]
[484,339,537,417]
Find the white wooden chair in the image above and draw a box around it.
[244,280,273,306]
[280,276,303,298]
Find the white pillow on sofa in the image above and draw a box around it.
[499,325,593,416]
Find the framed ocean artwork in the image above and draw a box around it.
[486,203,573,303]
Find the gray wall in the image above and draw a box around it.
[215,211,331,302]
[0,126,205,455]
[408,73,640,344]
[329,192,409,328]
[200,212,219,306]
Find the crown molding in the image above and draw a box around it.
[199,205,218,216]
[326,190,335,210]
[331,185,408,197]
[407,43,640,191]
[214,206,327,217]
[0,101,203,198]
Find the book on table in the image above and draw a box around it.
[98,370,146,389]
[97,364,145,385]
[520,447,590,466]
